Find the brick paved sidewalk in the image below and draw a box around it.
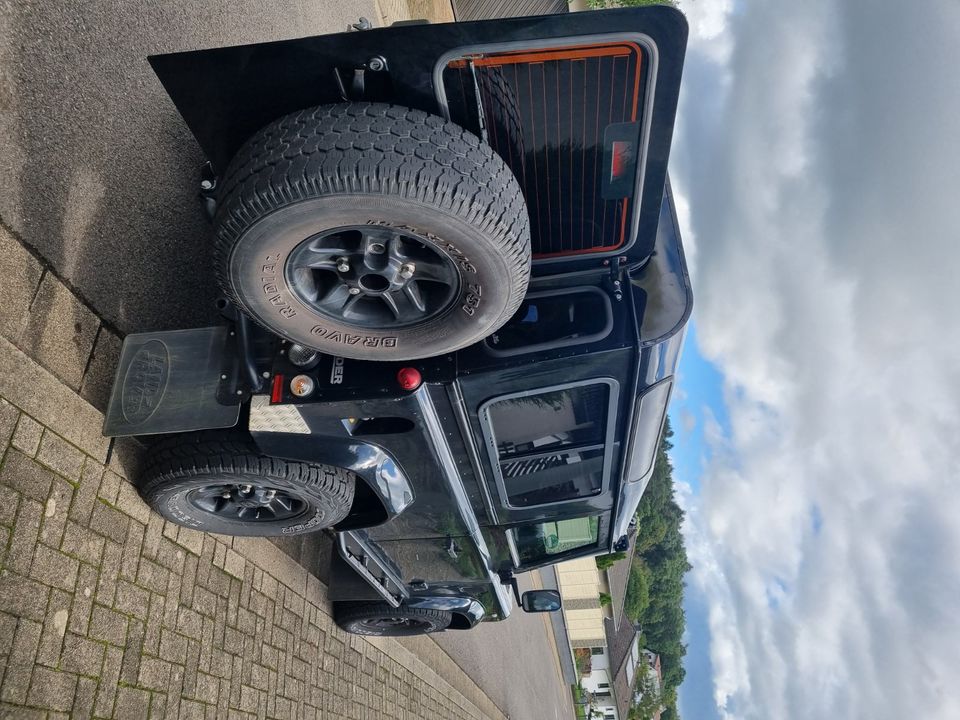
[0,334,502,718]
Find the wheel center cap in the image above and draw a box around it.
[358,273,391,294]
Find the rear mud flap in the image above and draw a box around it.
[103,327,241,437]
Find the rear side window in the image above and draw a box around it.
[485,288,613,356]
[480,381,617,507]
[513,516,600,564]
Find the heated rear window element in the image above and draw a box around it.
[442,42,647,259]
[481,382,615,507]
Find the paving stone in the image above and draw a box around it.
[11,414,43,456]
[89,500,128,543]
[142,513,165,559]
[0,573,48,622]
[0,226,44,341]
[61,520,105,565]
[96,469,121,506]
[148,690,167,720]
[120,519,146,581]
[156,536,186,573]
[0,399,18,452]
[136,557,170,595]
[29,543,79,593]
[7,497,44,575]
[114,580,150,621]
[119,618,145,685]
[79,326,121,412]
[95,539,122,605]
[178,607,204,640]
[67,563,99,636]
[138,656,172,692]
[60,632,106,677]
[20,274,100,390]
[88,603,129,647]
[176,527,205,557]
[71,676,98,719]
[224,549,246,580]
[93,646,123,716]
[179,699,206,720]
[36,589,70,666]
[116,479,152,524]
[1,449,54,502]
[39,476,73,548]
[25,665,77,712]
[68,458,103,525]
[0,483,20,527]
[113,685,151,720]
[35,431,85,482]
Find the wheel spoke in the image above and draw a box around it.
[381,289,423,323]
[298,256,339,271]
[403,282,427,313]
[193,496,224,513]
[413,257,456,285]
[274,496,293,512]
[316,283,352,312]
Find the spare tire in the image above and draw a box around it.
[214,103,531,361]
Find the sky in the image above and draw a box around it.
[664,1,960,719]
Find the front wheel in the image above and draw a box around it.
[137,432,355,536]
[333,601,452,636]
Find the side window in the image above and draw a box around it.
[484,288,612,356]
[482,382,613,507]
[513,516,601,564]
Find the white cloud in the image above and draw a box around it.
[672,1,960,718]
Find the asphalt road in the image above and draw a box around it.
[0,0,381,334]
[1,2,573,717]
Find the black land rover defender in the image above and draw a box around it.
[105,7,691,636]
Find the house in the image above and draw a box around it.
[554,532,639,719]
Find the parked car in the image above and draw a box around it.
[105,6,690,636]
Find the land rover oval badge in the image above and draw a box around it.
[121,340,170,424]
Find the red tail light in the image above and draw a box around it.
[396,367,422,391]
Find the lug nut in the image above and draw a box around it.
[348,287,361,295]
[368,242,386,254]
[399,263,415,279]
[200,179,214,190]
[337,257,350,272]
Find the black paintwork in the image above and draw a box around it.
[117,7,691,632]
[149,6,686,273]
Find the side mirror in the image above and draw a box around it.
[521,589,562,613]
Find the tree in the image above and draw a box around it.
[624,558,651,622]
[595,552,626,570]
[626,417,689,718]
[584,0,678,9]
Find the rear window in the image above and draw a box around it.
[481,381,616,507]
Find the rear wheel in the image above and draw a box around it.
[137,432,355,536]
[213,102,531,361]
[333,601,452,637]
